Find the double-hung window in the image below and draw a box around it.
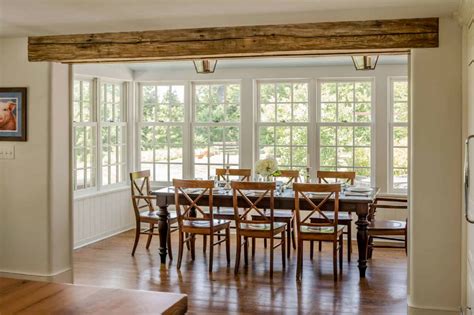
[192,82,241,179]
[99,81,127,186]
[317,80,373,185]
[389,78,409,192]
[73,79,97,191]
[257,81,309,172]
[139,84,185,183]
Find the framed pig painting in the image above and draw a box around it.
[0,88,27,141]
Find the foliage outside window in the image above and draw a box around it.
[193,83,241,179]
[257,81,309,172]
[318,80,373,185]
[139,84,185,182]
[390,79,409,191]
[73,79,96,191]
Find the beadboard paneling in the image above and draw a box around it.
[73,188,134,249]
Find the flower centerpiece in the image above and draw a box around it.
[255,158,281,181]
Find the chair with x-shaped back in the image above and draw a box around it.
[173,179,231,272]
[130,170,178,257]
[231,181,286,277]
[293,183,344,281]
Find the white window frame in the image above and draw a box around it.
[98,79,128,188]
[191,80,242,179]
[388,76,409,193]
[73,75,129,197]
[255,79,312,172]
[137,81,189,185]
[316,78,376,185]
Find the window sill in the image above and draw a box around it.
[73,185,129,201]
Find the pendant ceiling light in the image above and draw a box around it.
[193,59,218,74]
[351,55,379,70]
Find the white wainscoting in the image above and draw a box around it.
[73,188,135,249]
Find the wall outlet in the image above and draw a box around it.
[0,145,15,160]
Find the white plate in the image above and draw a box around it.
[346,187,372,193]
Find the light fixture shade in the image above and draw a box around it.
[193,59,218,74]
[351,55,379,70]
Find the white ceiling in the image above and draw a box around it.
[0,0,460,37]
[127,55,408,72]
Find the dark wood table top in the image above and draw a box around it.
[0,277,187,315]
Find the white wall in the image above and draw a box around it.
[409,17,462,314]
[0,37,72,281]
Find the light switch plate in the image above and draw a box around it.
[0,145,15,159]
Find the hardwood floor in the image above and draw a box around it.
[74,230,407,314]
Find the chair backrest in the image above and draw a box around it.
[369,197,408,221]
[173,179,214,229]
[231,181,276,229]
[293,183,341,233]
[216,168,251,182]
[274,169,300,185]
[317,170,355,185]
[130,170,154,220]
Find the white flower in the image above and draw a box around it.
[255,158,279,177]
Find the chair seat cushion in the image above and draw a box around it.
[140,210,177,221]
[239,222,287,233]
[310,211,352,222]
[300,225,345,234]
[368,220,406,230]
[251,210,293,222]
[183,219,230,229]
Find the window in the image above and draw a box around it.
[318,80,373,185]
[389,79,409,191]
[257,81,309,171]
[139,84,185,182]
[99,81,127,186]
[73,79,96,191]
[193,82,241,179]
[73,77,128,193]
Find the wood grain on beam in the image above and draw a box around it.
[28,18,438,63]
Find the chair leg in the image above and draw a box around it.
[190,234,196,261]
[244,237,249,266]
[296,240,303,281]
[131,224,141,256]
[281,231,286,269]
[368,236,373,259]
[226,227,231,266]
[209,234,214,273]
[347,224,352,262]
[318,240,322,251]
[333,240,338,281]
[177,232,184,270]
[185,233,191,251]
[291,220,296,250]
[270,237,274,278]
[251,237,256,257]
[405,219,408,256]
[203,235,207,253]
[146,223,154,249]
[264,238,267,248]
[167,225,173,261]
[286,223,291,258]
[234,235,241,275]
[339,234,343,274]
[310,241,314,260]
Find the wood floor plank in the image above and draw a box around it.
[74,230,407,314]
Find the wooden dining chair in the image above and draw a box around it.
[213,168,251,221]
[231,181,286,277]
[173,179,231,272]
[367,196,408,258]
[293,183,344,281]
[129,170,179,257]
[310,170,355,261]
[251,169,299,257]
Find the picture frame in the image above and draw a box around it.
[0,87,27,141]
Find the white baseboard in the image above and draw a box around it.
[0,268,73,283]
[74,225,134,249]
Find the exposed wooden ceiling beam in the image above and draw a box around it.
[28,18,438,63]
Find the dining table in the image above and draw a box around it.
[151,185,380,278]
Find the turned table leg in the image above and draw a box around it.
[355,204,370,278]
[158,205,170,264]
